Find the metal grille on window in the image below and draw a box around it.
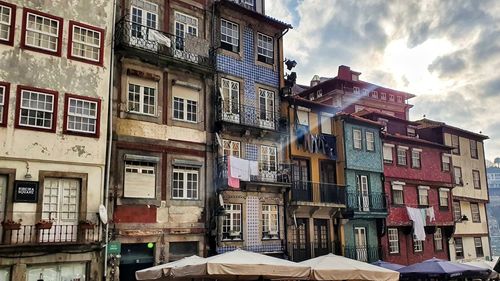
[68,98,98,134]
[20,90,54,129]
[26,12,59,51]
[0,5,11,41]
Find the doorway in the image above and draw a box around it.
[314,219,329,257]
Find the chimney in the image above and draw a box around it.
[338,65,352,80]
[310,75,320,87]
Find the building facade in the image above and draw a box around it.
[211,0,291,257]
[110,0,213,279]
[283,96,344,262]
[335,114,387,263]
[359,112,455,265]
[0,0,113,280]
[418,119,491,261]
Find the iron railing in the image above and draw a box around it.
[217,243,284,254]
[346,192,387,212]
[291,181,345,205]
[216,156,291,188]
[217,100,281,131]
[343,246,380,263]
[287,241,342,262]
[115,19,212,68]
[1,212,101,246]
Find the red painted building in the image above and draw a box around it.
[358,111,455,265]
[296,65,415,120]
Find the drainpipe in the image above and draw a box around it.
[103,0,117,278]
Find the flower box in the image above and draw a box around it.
[35,221,53,230]
[79,221,96,230]
[1,220,21,230]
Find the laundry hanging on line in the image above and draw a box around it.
[406,206,436,241]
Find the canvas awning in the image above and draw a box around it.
[300,253,400,281]
[169,249,310,280]
[135,255,205,280]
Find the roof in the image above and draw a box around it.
[335,112,384,128]
[218,0,292,30]
[354,110,420,126]
[384,133,454,150]
[286,95,340,113]
[417,118,489,140]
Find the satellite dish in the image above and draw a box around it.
[99,204,108,224]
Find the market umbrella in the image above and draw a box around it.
[135,255,205,280]
[371,260,405,271]
[169,249,310,280]
[398,257,491,280]
[464,261,499,279]
[300,253,400,281]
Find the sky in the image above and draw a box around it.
[266,0,500,161]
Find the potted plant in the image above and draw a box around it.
[78,220,96,230]
[1,219,22,230]
[35,219,53,230]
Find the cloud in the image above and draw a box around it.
[428,53,467,78]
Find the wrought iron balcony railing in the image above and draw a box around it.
[115,19,212,69]
[343,246,380,263]
[217,243,284,254]
[345,192,387,212]
[217,156,291,188]
[287,241,342,262]
[1,212,101,246]
[217,101,282,131]
[291,181,346,205]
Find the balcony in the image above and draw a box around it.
[217,243,284,254]
[345,192,387,216]
[216,156,291,189]
[114,19,213,71]
[216,101,283,132]
[0,212,101,247]
[343,246,380,263]
[291,181,345,205]
[288,241,342,262]
[227,0,256,11]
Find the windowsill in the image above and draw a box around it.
[15,124,56,133]
[64,130,99,138]
[21,44,61,57]
[439,206,449,211]
[388,252,401,256]
[392,204,405,207]
[384,161,393,165]
[127,111,157,118]
[221,238,243,242]
[397,163,408,167]
[219,47,242,60]
[418,205,429,208]
[172,118,198,124]
[171,198,201,201]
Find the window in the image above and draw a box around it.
[473,170,481,189]
[453,201,462,222]
[0,82,9,126]
[455,237,464,258]
[362,89,369,96]
[407,127,416,137]
[474,237,484,257]
[353,87,360,95]
[174,11,198,51]
[27,262,86,281]
[397,96,403,103]
[388,228,399,254]
[261,145,277,172]
[366,131,375,151]
[130,1,158,44]
[383,144,394,164]
[257,33,273,64]
[22,9,63,55]
[169,241,199,261]
[411,149,421,168]
[392,184,404,205]
[320,113,332,135]
[223,139,240,157]
[221,19,239,52]
[173,90,198,122]
[353,129,362,149]
[439,189,449,208]
[262,205,279,239]
[64,95,100,137]
[222,204,242,240]
[317,89,323,98]
[434,228,443,251]
[471,203,481,222]
[172,166,199,200]
[442,154,451,171]
[389,94,395,102]
[454,166,463,185]
[68,21,104,64]
[380,92,387,100]
[128,79,157,116]
[451,134,460,155]
[397,147,408,165]
[124,160,156,198]
[0,2,15,45]
[221,78,240,116]
[470,139,478,159]
[413,235,423,252]
[418,186,429,206]
[0,267,9,281]
[259,89,275,128]
[372,91,378,98]
[16,86,57,131]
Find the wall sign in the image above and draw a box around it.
[13,181,39,203]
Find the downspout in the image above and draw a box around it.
[103,0,117,278]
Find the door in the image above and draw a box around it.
[292,159,311,201]
[292,218,310,261]
[40,178,80,243]
[320,161,336,202]
[221,78,240,123]
[0,175,6,242]
[354,227,368,262]
[259,89,275,129]
[357,175,370,211]
[314,219,329,257]
[130,3,158,50]
[260,146,277,181]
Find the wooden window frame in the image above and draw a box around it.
[434,227,443,252]
[0,81,10,127]
[451,134,460,155]
[387,228,400,255]
[20,8,63,56]
[365,131,375,152]
[68,20,105,66]
[470,202,481,223]
[15,85,58,133]
[353,128,362,150]
[0,1,16,46]
[454,166,463,186]
[397,146,408,166]
[63,94,101,138]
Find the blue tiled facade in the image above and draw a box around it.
[217,27,280,107]
[343,122,383,173]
